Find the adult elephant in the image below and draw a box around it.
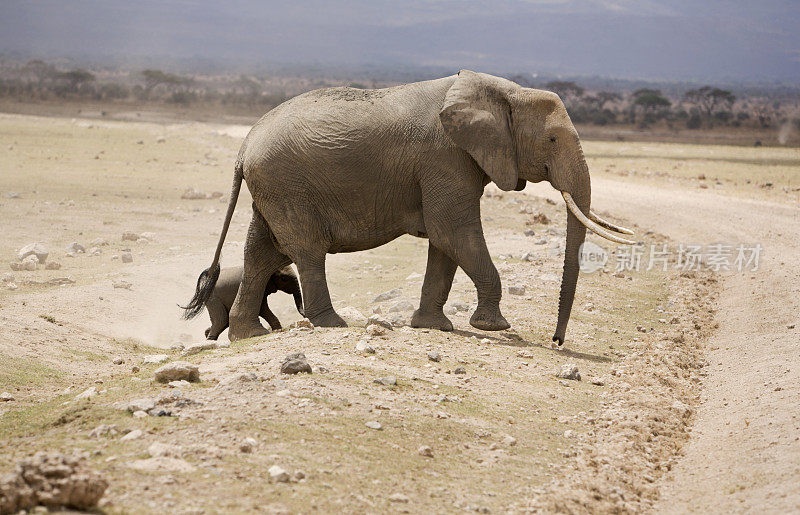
[183,70,634,344]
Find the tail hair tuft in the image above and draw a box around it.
[180,263,221,320]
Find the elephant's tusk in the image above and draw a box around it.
[588,210,634,235]
[562,192,636,245]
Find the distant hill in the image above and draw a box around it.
[0,0,798,82]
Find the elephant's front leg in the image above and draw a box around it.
[446,222,509,331]
[411,244,457,331]
[229,210,290,341]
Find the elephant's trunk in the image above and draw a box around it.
[553,182,590,345]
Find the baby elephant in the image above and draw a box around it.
[203,266,303,340]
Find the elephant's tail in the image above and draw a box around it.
[181,158,244,319]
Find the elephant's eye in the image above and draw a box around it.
[549,136,557,143]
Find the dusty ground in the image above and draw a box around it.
[0,112,797,513]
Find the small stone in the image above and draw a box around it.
[121,252,133,263]
[128,457,195,473]
[367,314,393,330]
[90,237,109,246]
[508,284,526,295]
[366,323,386,336]
[521,252,535,262]
[7,191,20,199]
[405,272,423,281]
[182,341,218,355]
[112,280,132,290]
[121,429,143,441]
[239,437,257,453]
[127,398,156,413]
[555,364,581,381]
[280,352,312,374]
[418,445,433,457]
[450,301,471,312]
[269,465,290,483]
[388,299,415,312]
[372,288,402,303]
[66,242,85,254]
[502,435,517,446]
[154,361,200,383]
[444,305,458,315]
[45,261,61,270]
[294,318,315,330]
[5,282,18,290]
[0,392,14,402]
[356,341,376,354]
[21,255,38,270]
[133,410,148,419]
[131,365,140,373]
[148,442,182,458]
[388,493,410,503]
[17,242,48,263]
[156,136,166,143]
[112,357,124,365]
[75,387,98,400]
[89,424,118,438]
[454,366,466,375]
[339,306,368,327]
[365,421,382,430]
[374,376,397,386]
[788,323,796,329]
[142,354,169,364]
[294,470,306,480]
[427,351,441,362]
[168,380,191,388]
[121,232,139,241]
[0,273,13,283]
[524,229,535,236]
[564,429,575,438]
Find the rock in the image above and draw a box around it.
[21,256,38,270]
[148,442,182,458]
[372,288,401,303]
[427,351,441,362]
[45,261,61,270]
[555,364,581,381]
[508,284,526,295]
[366,323,386,336]
[502,435,518,446]
[6,191,20,199]
[339,306,368,327]
[181,188,221,200]
[132,410,148,419]
[168,380,191,388]
[450,301,471,312]
[564,429,575,438]
[388,493,410,503]
[182,341,218,356]
[524,229,536,236]
[280,352,312,374]
[112,280,132,290]
[88,424,118,438]
[454,366,467,375]
[239,437,257,453]
[9,262,23,271]
[127,398,156,413]
[154,361,200,383]
[0,273,13,283]
[294,470,306,481]
[405,272,423,281]
[268,465,290,483]
[374,376,397,386]
[367,314,393,330]
[220,372,258,385]
[156,136,166,143]
[75,387,98,400]
[128,457,195,473]
[388,299,415,312]
[535,238,548,245]
[121,252,133,263]
[87,247,102,256]
[293,318,314,330]
[0,392,15,402]
[0,452,108,513]
[365,421,382,430]
[112,357,124,365]
[5,282,18,290]
[65,242,85,254]
[90,237,109,246]
[142,354,169,365]
[17,243,48,263]
[444,305,457,315]
[355,341,375,354]
[120,429,143,441]
[418,445,434,457]
[121,232,139,241]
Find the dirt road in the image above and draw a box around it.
[530,176,800,512]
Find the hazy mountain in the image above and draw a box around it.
[0,0,797,81]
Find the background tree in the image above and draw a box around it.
[684,86,736,117]
[141,69,186,97]
[631,88,671,126]
[544,80,584,108]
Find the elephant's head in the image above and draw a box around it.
[440,70,635,345]
[272,267,304,317]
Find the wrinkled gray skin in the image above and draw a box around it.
[203,266,303,340]
[186,70,593,344]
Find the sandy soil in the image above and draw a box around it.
[0,113,797,513]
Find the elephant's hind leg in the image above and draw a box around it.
[293,252,346,327]
[229,210,290,341]
[204,297,229,340]
[411,244,456,331]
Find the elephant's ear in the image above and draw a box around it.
[439,70,519,191]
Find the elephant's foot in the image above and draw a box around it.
[228,320,269,342]
[411,309,454,331]
[308,308,347,328]
[470,307,510,331]
[204,327,220,341]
